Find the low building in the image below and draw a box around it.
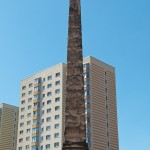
[0,103,19,150]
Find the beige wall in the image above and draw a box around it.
[0,103,19,150]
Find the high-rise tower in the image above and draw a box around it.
[63,0,88,149]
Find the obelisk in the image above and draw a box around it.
[63,0,88,149]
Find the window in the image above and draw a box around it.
[20,122,24,127]
[106,105,108,110]
[26,128,30,133]
[86,137,91,143]
[41,127,44,133]
[46,144,50,149]
[29,83,33,88]
[47,108,51,113]
[83,73,90,78]
[46,126,51,131]
[27,121,31,125]
[22,86,26,90]
[22,93,26,97]
[55,89,60,94]
[46,135,51,140]
[54,124,59,129]
[55,81,60,85]
[32,146,38,150]
[33,110,40,116]
[54,142,59,148]
[84,81,90,86]
[55,97,60,102]
[55,106,60,111]
[86,118,90,123]
[32,127,39,133]
[29,90,32,95]
[34,102,40,107]
[47,83,52,88]
[32,136,39,142]
[85,108,90,114]
[21,107,25,112]
[21,100,25,104]
[54,133,59,138]
[41,146,43,150]
[34,77,41,83]
[20,130,23,135]
[86,127,91,133]
[28,98,32,102]
[28,105,32,110]
[43,94,45,98]
[41,136,44,141]
[34,86,41,91]
[55,115,60,120]
[83,63,90,69]
[85,99,90,104]
[107,132,109,137]
[46,117,51,122]
[43,86,45,90]
[47,75,52,80]
[41,119,44,124]
[107,114,109,119]
[47,92,52,96]
[42,110,44,115]
[19,138,23,143]
[18,147,22,150]
[43,78,45,82]
[33,119,40,124]
[84,90,90,95]
[34,94,40,99]
[27,113,31,117]
[55,72,60,77]
[47,100,51,105]
[20,115,24,119]
[25,145,30,150]
[26,136,30,141]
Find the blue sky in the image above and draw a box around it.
[0,0,150,149]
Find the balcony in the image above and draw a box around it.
[34,83,41,87]
[33,107,40,111]
[34,91,41,95]
[33,99,41,103]
[32,133,39,137]
[32,115,40,120]
[31,142,39,146]
[32,124,40,128]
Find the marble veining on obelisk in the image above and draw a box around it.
[63,0,88,149]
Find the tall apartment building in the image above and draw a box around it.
[17,63,66,150]
[83,57,119,150]
[17,56,119,150]
[0,103,19,150]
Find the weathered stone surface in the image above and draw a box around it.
[63,141,88,150]
[63,0,88,149]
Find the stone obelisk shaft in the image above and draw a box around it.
[63,0,88,149]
